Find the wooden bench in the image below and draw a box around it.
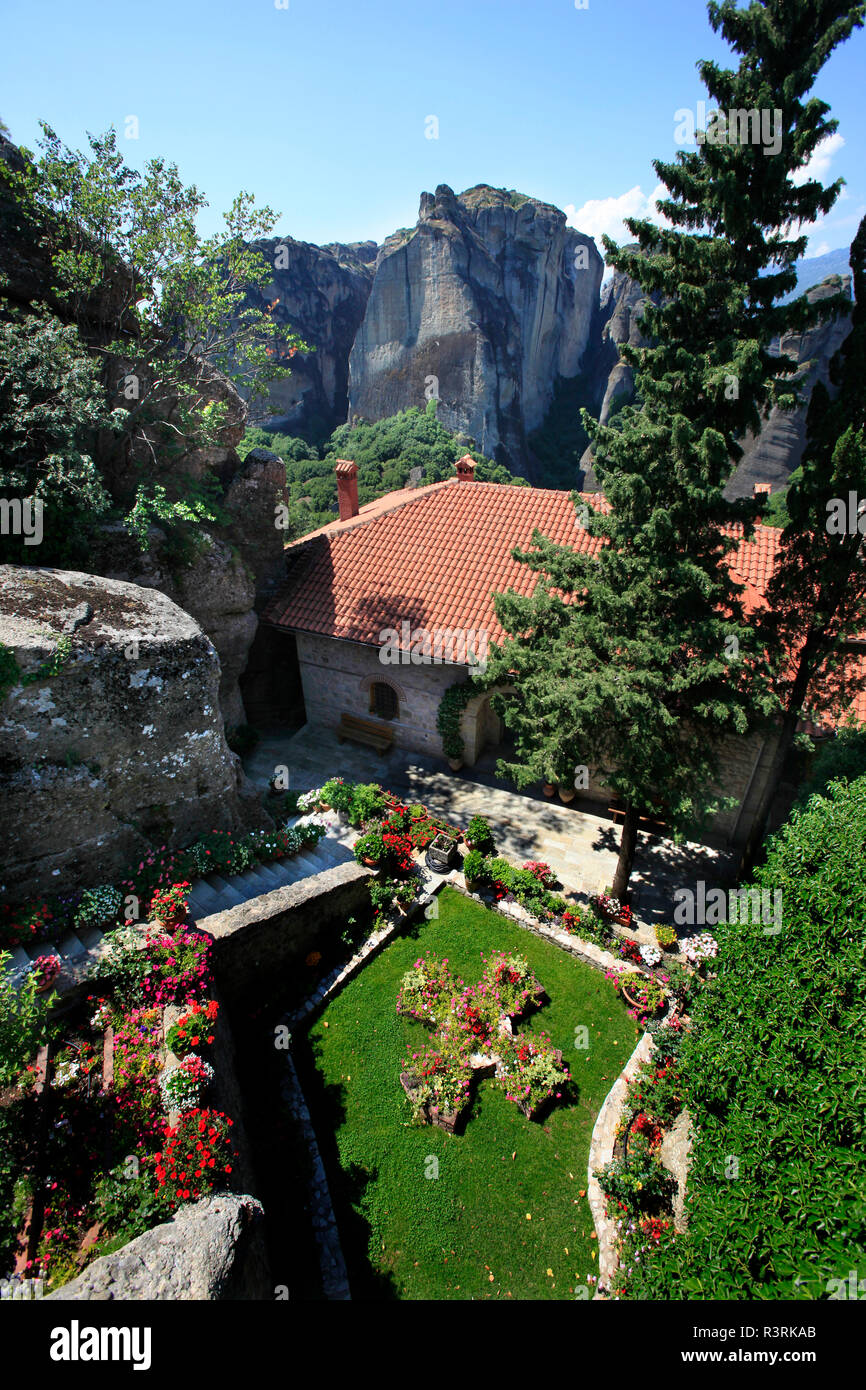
[337,712,394,755]
[608,800,668,835]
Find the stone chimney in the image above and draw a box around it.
[336,459,359,520]
[456,454,476,482]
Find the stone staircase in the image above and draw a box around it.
[6,815,357,993]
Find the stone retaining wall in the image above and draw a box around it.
[196,860,372,1003]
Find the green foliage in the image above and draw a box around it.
[625,775,866,1299]
[461,849,487,883]
[92,1162,163,1244]
[436,678,478,760]
[595,1150,677,1215]
[528,372,594,490]
[466,815,496,854]
[238,406,527,539]
[0,952,57,1088]
[798,720,866,803]
[0,303,120,565]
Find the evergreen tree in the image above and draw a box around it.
[486,0,864,898]
[740,216,866,872]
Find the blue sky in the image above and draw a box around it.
[2,0,864,259]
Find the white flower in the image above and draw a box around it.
[639,943,662,967]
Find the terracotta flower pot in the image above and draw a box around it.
[558,786,576,803]
[542,783,555,797]
[361,855,379,868]
[448,758,463,772]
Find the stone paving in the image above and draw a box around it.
[244,724,738,940]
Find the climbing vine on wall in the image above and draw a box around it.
[436,678,479,760]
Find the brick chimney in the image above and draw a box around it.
[335,459,359,520]
[456,454,476,482]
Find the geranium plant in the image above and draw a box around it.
[166,999,219,1057]
[154,1108,236,1208]
[149,882,191,930]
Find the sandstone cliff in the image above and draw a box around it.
[0,567,266,896]
[240,235,376,435]
[347,184,603,474]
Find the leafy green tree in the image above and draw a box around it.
[797,717,866,803]
[740,215,866,870]
[0,954,56,1089]
[0,303,124,564]
[486,0,864,898]
[6,122,306,480]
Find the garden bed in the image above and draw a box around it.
[297,885,639,1300]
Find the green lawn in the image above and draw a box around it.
[299,886,639,1300]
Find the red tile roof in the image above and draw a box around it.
[263,478,864,727]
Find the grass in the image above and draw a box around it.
[299,886,639,1300]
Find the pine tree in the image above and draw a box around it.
[487,0,864,898]
[740,215,866,872]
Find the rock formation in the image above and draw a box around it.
[0,567,266,896]
[239,235,376,434]
[725,274,854,499]
[347,184,603,473]
[45,1194,269,1301]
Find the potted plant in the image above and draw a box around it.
[149,881,191,931]
[30,953,61,993]
[465,815,496,855]
[353,827,385,868]
[654,923,678,952]
[542,781,555,797]
[425,832,457,873]
[462,848,487,891]
[558,784,576,803]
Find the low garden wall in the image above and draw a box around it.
[197,861,372,1004]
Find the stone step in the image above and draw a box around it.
[252,861,285,889]
[224,867,270,901]
[74,925,104,954]
[202,875,247,910]
[188,881,222,917]
[57,933,86,961]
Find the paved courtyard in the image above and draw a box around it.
[243,723,737,938]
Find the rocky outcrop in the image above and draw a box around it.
[239,235,376,434]
[46,1194,269,1301]
[347,184,603,474]
[581,269,853,496]
[0,567,266,896]
[725,274,853,499]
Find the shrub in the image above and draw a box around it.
[160,1053,214,1113]
[348,782,386,825]
[462,849,487,883]
[621,775,866,1299]
[73,885,123,932]
[166,1000,219,1057]
[0,952,57,1088]
[321,777,353,812]
[154,1109,236,1208]
[93,1161,163,1243]
[353,828,385,864]
[466,815,496,854]
[595,1152,677,1215]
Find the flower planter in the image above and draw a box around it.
[558,785,576,803]
[425,832,457,873]
[361,855,379,869]
[447,758,463,772]
[542,783,555,797]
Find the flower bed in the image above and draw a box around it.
[397,949,567,1129]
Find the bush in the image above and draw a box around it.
[349,782,386,826]
[0,953,56,1088]
[466,815,496,854]
[74,885,123,932]
[462,849,487,883]
[595,1151,677,1215]
[353,828,385,865]
[93,1162,164,1243]
[622,775,866,1299]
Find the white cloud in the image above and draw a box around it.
[808,241,832,257]
[565,182,669,262]
[792,132,845,187]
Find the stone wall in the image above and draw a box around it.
[198,859,371,1004]
[294,631,481,761]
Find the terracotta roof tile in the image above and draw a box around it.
[263,480,862,730]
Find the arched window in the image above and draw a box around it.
[370,681,398,721]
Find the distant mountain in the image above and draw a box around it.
[780,246,852,303]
